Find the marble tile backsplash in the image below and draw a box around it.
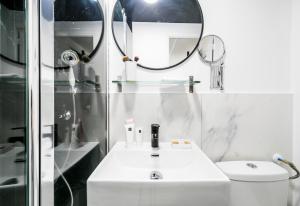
[109,93,293,163]
[201,94,293,162]
[109,93,202,148]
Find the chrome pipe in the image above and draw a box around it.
[280,159,300,180]
[27,0,40,206]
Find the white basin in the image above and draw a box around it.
[87,142,229,206]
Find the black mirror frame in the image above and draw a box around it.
[0,1,105,70]
[111,0,204,71]
[53,1,105,70]
[0,54,26,66]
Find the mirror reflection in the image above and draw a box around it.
[112,0,204,70]
[198,35,225,64]
[0,0,26,65]
[0,0,26,206]
[54,0,104,68]
[50,1,107,206]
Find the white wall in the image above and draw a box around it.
[291,0,300,205]
[132,22,202,68]
[109,0,293,93]
[201,0,292,93]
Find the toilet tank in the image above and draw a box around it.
[216,161,289,206]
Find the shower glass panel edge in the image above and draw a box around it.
[27,0,41,206]
[40,0,55,205]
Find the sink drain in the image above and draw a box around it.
[150,171,163,180]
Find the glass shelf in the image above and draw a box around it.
[112,80,201,85]
[0,76,100,93]
[112,76,201,93]
[112,80,201,86]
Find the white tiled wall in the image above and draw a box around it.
[109,93,202,148]
[109,93,293,165]
[201,94,293,162]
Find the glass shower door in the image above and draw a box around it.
[0,0,27,206]
[40,0,108,206]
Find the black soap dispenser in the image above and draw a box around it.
[151,124,160,149]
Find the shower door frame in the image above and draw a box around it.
[27,0,41,206]
[27,0,109,205]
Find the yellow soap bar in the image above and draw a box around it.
[184,140,191,144]
[172,140,179,144]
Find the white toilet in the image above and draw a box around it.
[216,161,289,206]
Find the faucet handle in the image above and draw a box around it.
[151,124,160,149]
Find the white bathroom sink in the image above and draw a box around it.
[87,142,229,206]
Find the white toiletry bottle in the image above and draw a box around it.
[125,61,137,81]
[125,119,135,147]
[136,127,143,146]
[124,56,139,81]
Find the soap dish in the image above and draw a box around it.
[171,139,192,149]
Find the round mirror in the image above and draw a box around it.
[198,35,225,64]
[198,35,226,90]
[0,1,26,65]
[54,0,104,68]
[112,0,204,70]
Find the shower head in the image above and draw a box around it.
[60,50,78,92]
[61,50,80,67]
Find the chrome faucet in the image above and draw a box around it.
[151,124,160,149]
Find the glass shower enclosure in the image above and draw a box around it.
[0,0,27,206]
[40,0,108,206]
[1,0,108,206]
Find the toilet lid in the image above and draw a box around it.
[216,161,289,182]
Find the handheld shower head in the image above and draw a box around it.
[60,50,78,92]
[61,50,80,67]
